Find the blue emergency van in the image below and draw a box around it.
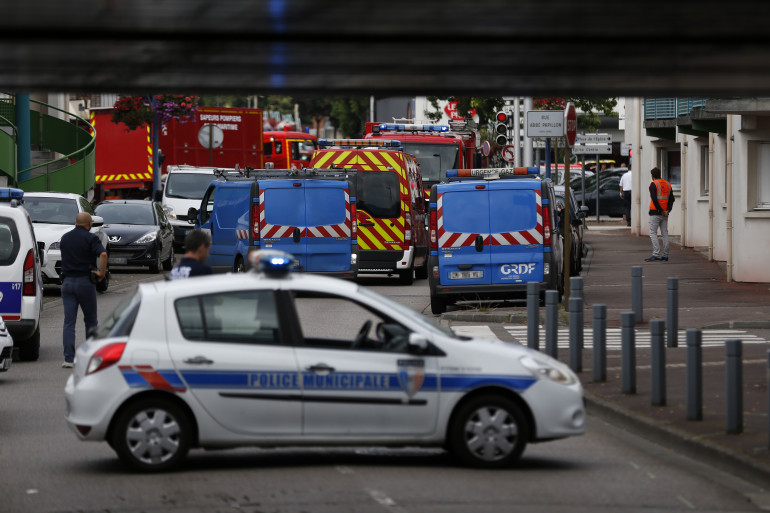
[427,168,564,314]
[189,168,358,277]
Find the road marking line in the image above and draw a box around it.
[677,495,696,509]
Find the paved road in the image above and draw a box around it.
[2,270,767,512]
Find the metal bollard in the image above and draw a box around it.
[569,297,583,372]
[667,277,679,348]
[545,290,559,359]
[686,329,703,421]
[570,276,583,312]
[650,319,666,406]
[592,304,607,382]
[631,266,643,324]
[726,339,743,435]
[621,312,636,394]
[527,282,539,350]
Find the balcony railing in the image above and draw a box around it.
[644,98,709,120]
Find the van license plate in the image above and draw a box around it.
[108,257,127,265]
[450,270,483,279]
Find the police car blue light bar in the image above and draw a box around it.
[248,249,298,276]
[378,123,450,132]
[318,139,401,148]
[446,168,539,178]
[0,187,24,201]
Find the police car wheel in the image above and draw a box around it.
[112,397,192,472]
[18,326,41,361]
[450,394,528,468]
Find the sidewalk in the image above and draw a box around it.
[442,220,770,490]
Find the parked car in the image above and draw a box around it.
[569,167,626,195]
[64,249,585,472]
[94,200,175,273]
[0,188,43,361]
[579,175,626,218]
[23,192,110,290]
[554,185,588,275]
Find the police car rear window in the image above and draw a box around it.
[356,172,400,219]
[0,218,20,265]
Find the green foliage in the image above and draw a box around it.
[330,97,369,138]
[424,96,505,126]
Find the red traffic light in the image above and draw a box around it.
[496,111,508,122]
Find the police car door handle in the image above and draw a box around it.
[293,228,301,243]
[306,363,335,372]
[475,235,484,252]
[183,356,214,365]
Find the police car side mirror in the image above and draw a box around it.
[407,333,428,352]
[187,207,198,224]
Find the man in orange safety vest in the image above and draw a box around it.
[645,167,675,262]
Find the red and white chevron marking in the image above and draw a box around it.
[236,229,249,239]
[259,188,351,239]
[436,190,543,248]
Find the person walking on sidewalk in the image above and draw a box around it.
[645,167,675,262]
[619,166,633,227]
[60,212,108,368]
[169,229,213,280]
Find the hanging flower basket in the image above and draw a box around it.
[112,94,200,130]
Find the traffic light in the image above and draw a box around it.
[495,111,509,146]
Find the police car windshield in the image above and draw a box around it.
[23,197,79,224]
[357,287,456,338]
[166,173,215,200]
[401,142,459,184]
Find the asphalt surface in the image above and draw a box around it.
[442,219,770,491]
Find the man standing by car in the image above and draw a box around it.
[619,166,633,227]
[60,212,108,368]
[169,229,213,280]
[645,167,675,262]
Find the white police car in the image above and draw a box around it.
[0,188,43,361]
[0,315,13,371]
[64,250,585,472]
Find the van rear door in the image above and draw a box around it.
[304,180,352,272]
[355,170,405,252]
[260,180,307,266]
[437,183,491,285]
[488,181,544,285]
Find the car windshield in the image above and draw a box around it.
[401,142,459,184]
[95,203,155,225]
[357,286,457,338]
[165,173,215,200]
[23,197,79,224]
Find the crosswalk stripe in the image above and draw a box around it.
[500,326,768,349]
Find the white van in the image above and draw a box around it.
[157,165,217,248]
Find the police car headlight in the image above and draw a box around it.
[519,353,576,385]
[135,231,158,244]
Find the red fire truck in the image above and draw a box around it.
[363,120,483,196]
[91,106,265,201]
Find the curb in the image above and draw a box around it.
[584,391,770,490]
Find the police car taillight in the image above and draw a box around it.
[22,250,35,296]
[86,342,126,375]
[248,249,297,276]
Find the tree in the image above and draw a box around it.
[423,96,505,126]
[330,97,369,138]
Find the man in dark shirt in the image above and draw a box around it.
[169,229,213,280]
[60,212,108,367]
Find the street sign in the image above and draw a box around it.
[621,143,633,156]
[481,140,491,157]
[572,144,612,155]
[576,133,611,145]
[526,111,564,137]
[565,103,577,148]
[502,145,516,162]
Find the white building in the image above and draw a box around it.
[625,97,770,283]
